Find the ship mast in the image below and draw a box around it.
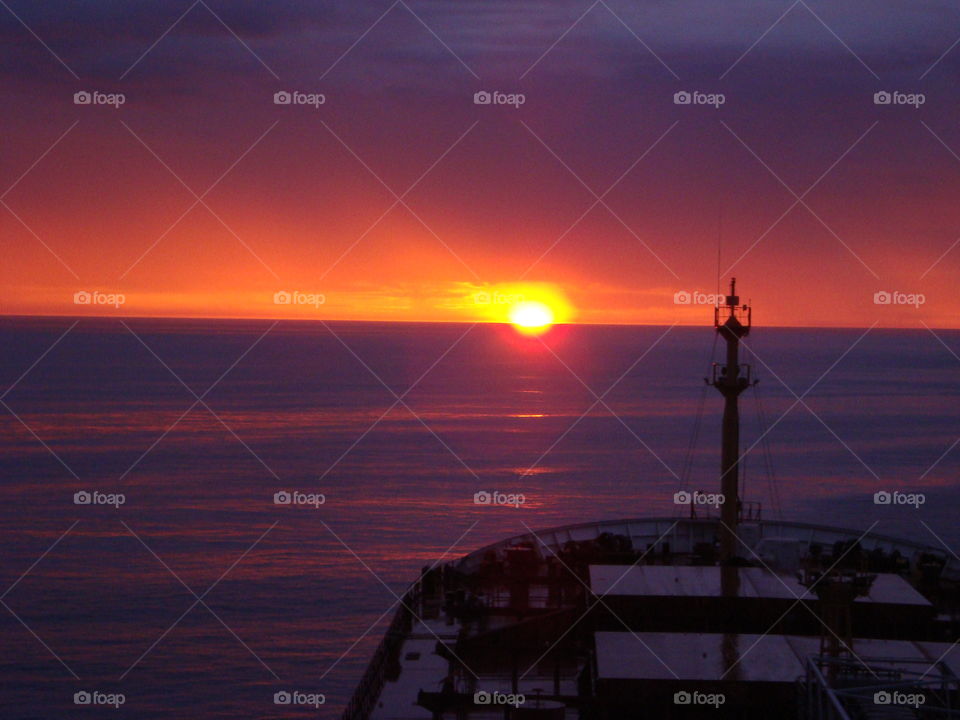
[710,278,753,564]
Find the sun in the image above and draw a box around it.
[509,301,555,335]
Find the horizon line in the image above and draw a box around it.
[0,313,954,332]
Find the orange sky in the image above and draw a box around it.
[3,2,960,329]
[3,112,958,328]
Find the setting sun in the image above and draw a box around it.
[509,300,555,335]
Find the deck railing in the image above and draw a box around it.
[801,655,960,719]
[340,582,420,720]
[452,517,956,580]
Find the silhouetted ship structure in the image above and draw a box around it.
[345,281,960,719]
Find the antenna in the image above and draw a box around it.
[716,208,723,300]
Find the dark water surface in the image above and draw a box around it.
[1,317,959,717]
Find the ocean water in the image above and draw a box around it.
[1,317,959,718]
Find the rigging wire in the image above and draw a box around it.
[681,331,720,488]
[681,384,708,487]
[753,381,783,521]
[740,341,750,507]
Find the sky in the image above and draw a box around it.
[2,0,960,327]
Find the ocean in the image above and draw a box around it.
[1,317,958,717]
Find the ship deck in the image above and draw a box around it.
[590,564,931,605]
[594,631,960,681]
[350,517,960,720]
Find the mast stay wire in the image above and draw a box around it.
[679,328,720,513]
[739,341,783,521]
[753,382,783,521]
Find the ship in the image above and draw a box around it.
[344,280,960,719]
